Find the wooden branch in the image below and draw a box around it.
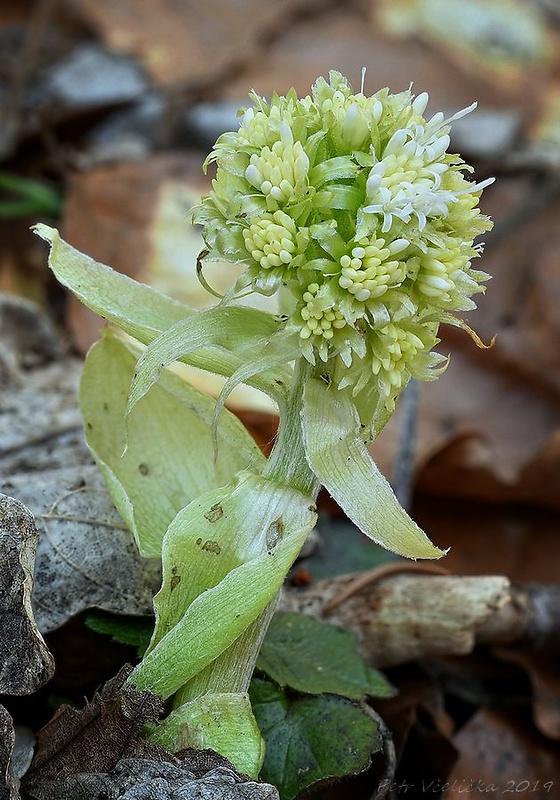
[278,568,558,667]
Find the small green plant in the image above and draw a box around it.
[35,71,492,782]
[0,172,61,218]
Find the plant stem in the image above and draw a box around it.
[172,603,276,705]
[171,357,319,705]
[263,357,319,498]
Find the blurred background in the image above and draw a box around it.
[0,0,560,568]
[1,1,560,793]
[3,0,560,543]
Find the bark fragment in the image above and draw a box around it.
[280,571,531,667]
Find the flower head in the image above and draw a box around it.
[194,72,493,431]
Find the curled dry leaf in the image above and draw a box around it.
[23,665,161,796]
[26,760,280,800]
[0,493,54,695]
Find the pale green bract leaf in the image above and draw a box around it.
[127,307,289,416]
[34,224,289,399]
[148,471,315,650]
[211,334,299,443]
[128,472,317,698]
[302,378,445,559]
[80,332,265,557]
[34,224,194,337]
[149,693,265,778]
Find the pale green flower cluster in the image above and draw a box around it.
[193,72,493,426]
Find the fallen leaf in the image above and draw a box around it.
[22,665,162,793]
[27,754,279,800]
[5,466,160,634]
[413,499,560,583]
[495,647,560,740]
[0,493,54,695]
[70,0,327,86]
[374,666,458,791]
[443,708,560,798]
[0,294,89,480]
[250,678,383,800]
[223,7,508,112]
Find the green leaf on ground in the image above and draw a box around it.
[250,678,382,800]
[85,612,154,657]
[257,612,394,700]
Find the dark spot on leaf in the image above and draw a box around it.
[204,503,223,523]
[102,402,109,411]
[138,463,149,476]
[170,574,181,590]
[201,540,221,555]
[266,518,284,552]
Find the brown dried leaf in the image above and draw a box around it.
[496,647,560,741]
[414,500,560,584]
[70,0,325,86]
[224,7,505,112]
[443,708,560,798]
[0,493,54,695]
[23,665,162,788]
[374,667,458,784]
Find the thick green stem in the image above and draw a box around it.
[171,357,319,705]
[172,602,277,706]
